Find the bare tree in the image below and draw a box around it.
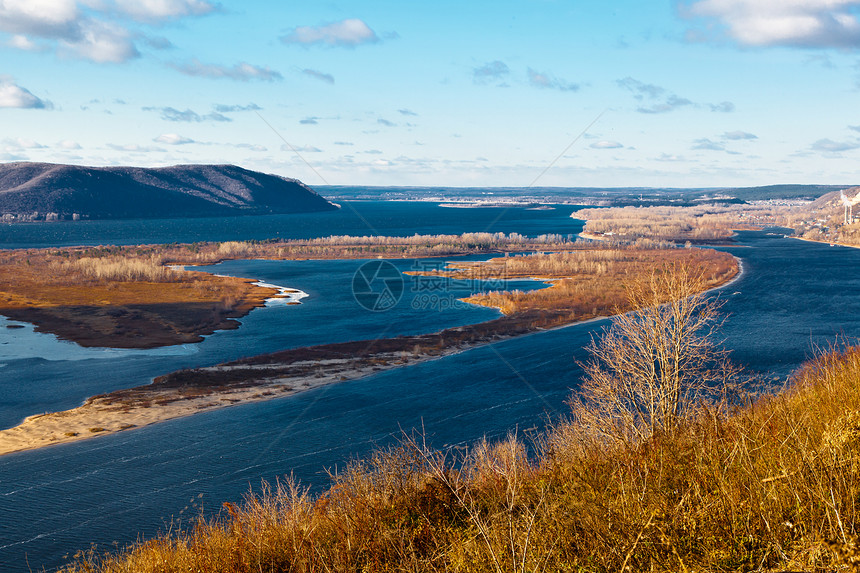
[570,263,738,445]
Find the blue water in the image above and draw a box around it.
[0,257,539,431]
[0,209,858,571]
[0,201,582,248]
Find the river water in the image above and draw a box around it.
[0,203,858,571]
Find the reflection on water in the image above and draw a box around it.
[0,317,200,362]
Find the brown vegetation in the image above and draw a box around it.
[577,204,789,243]
[0,244,738,456]
[570,265,739,445]
[422,245,737,319]
[0,248,275,348]
[791,187,860,247]
[0,233,577,348]
[58,301,860,572]
[100,232,579,266]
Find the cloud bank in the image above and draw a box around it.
[0,0,218,63]
[0,78,52,109]
[685,0,860,48]
[281,18,379,47]
[170,59,282,81]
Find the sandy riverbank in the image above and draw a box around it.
[791,235,860,250]
[0,249,740,457]
[0,338,489,456]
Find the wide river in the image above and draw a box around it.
[0,202,858,572]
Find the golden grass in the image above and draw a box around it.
[0,233,580,347]
[577,204,789,243]
[433,246,738,319]
[58,344,860,572]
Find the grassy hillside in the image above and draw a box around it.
[58,345,860,571]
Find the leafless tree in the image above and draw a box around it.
[570,263,738,445]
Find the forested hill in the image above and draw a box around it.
[0,163,338,220]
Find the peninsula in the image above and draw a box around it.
[0,242,738,455]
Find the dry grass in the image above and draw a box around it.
[0,233,580,347]
[63,255,177,282]
[437,246,738,319]
[59,344,860,572]
[135,232,579,265]
[0,248,275,347]
[577,204,789,243]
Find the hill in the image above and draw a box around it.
[806,185,860,211]
[0,163,338,220]
[720,183,846,202]
[57,342,860,572]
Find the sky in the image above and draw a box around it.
[2,0,860,188]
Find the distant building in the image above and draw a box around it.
[46,212,59,222]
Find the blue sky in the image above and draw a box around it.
[2,0,860,188]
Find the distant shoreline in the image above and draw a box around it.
[791,235,860,250]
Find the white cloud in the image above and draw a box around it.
[281,18,379,47]
[0,78,52,109]
[59,19,139,63]
[693,137,726,150]
[473,60,510,84]
[617,77,665,100]
[112,0,218,22]
[709,101,735,112]
[639,94,693,114]
[590,140,623,149]
[0,0,79,38]
[142,106,230,122]
[154,133,194,145]
[0,0,140,63]
[233,143,267,151]
[3,137,46,149]
[213,103,261,112]
[617,76,730,114]
[0,0,215,64]
[527,67,579,92]
[107,142,165,152]
[7,34,45,51]
[142,35,173,49]
[723,130,758,140]
[169,59,282,81]
[617,77,693,113]
[811,138,860,152]
[302,68,334,84]
[0,151,28,161]
[655,153,686,162]
[685,0,860,48]
[282,144,322,153]
[57,139,82,149]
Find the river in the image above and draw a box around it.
[0,203,857,571]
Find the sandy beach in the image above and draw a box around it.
[0,339,487,456]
